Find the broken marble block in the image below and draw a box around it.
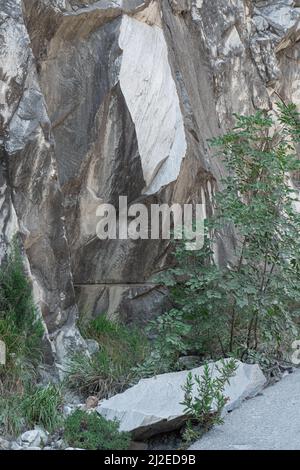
[97,360,266,439]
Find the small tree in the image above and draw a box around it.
[146,103,300,370]
[208,104,300,355]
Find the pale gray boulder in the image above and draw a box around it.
[97,360,266,439]
[18,429,49,448]
[0,437,10,450]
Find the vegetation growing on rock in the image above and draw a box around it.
[1,103,300,449]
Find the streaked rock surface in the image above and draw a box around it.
[0,0,299,358]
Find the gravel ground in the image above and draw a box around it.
[190,370,300,450]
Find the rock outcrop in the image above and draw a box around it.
[97,360,267,439]
[0,0,87,365]
[0,0,299,358]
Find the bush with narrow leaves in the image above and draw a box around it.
[181,359,238,445]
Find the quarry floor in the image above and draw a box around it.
[190,369,300,450]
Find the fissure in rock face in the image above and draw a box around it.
[0,0,299,365]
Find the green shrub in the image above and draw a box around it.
[181,359,238,445]
[134,309,192,377]
[22,384,63,433]
[67,315,148,398]
[64,409,130,450]
[0,242,44,360]
[142,103,300,373]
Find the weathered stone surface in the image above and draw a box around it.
[64,447,85,450]
[119,7,187,195]
[18,429,49,448]
[1,0,300,345]
[10,442,23,451]
[23,446,42,450]
[0,437,10,450]
[85,396,99,409]
[75,284,172,326]
[85,339,100,355]
[0,0,86,366]
[97,360,266,439]
[54,324,89,374]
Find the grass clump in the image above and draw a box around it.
[64,409,130,450]
[22,384,63,433]
[0,241,63,436]
[0,395,24,436]
[0,242,44,386]
[67,315,148,398]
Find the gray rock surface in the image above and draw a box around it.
[85,338,100,355]
[97,360,266,439]
[10,442,23,451]
[190,369,300,450]
[0,0,86,367]
[0,437,10,450]
[18,429,49,448]
[1,0,300,357]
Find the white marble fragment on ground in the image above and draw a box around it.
[97,360,266,439]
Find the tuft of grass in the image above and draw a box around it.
[80,315,147,365]
[22,384,63,433]
[0,240,64,437]
[64,409,130,450]
[0,241,44,396]
[0,395,24,436]
[67,315,148,398]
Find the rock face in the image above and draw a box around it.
[97,360,267,439]
[0,0,87,366]
[0,1,300,357]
